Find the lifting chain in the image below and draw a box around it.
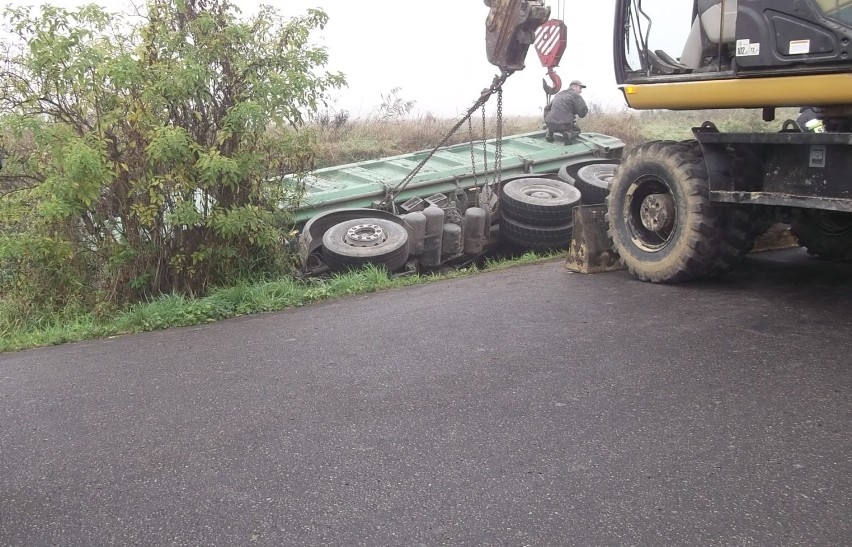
[378,70,513,211]
[495,87,504,188]
[482,103,489,178]
[468,117,480,206]
[479,87,505,214]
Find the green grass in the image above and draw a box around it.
[0,251,560,354]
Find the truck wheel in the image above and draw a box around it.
[576,164,617,205]
[500,178,581,226]
[605,141,725,282]
[322,218,410,272]
[557,164,576,185]
[792,210,852,261]
[500,215,573,250]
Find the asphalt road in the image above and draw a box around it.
[1,249,850,546]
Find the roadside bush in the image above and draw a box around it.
[0,0,344,323]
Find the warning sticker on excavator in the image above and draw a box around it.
[789,40,811,55]
[736,39,761,56]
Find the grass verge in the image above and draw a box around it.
[0,250,560,354]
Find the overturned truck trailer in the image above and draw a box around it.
[294,130,624,276]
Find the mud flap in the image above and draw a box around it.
[564,204,625,274]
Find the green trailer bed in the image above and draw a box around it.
[293,130,624,223]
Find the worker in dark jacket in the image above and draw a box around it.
[543,80,589,144]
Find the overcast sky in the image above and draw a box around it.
[282,0,627,118]
[6,0,695,118]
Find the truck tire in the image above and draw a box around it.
[322,218,410,272]
[500,178,581,226]
[576,164,617,204]
[792,210,852,261]
[557,164,576,185]
[605,141,726,283]
[500,215,573,250]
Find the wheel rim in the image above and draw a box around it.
[625,175,677,252]
[343,223,387,247]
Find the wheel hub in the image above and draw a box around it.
[344,223,387,247]
[525,186,562,200]
[640,193,675,233]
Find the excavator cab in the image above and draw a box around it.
[613,0,852,109]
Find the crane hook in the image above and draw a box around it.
[542,69,562,96]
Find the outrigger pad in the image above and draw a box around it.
[564,204,625,274]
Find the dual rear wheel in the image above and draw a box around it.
[499,177,581,250]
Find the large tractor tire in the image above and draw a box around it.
[500,178,581,226]
[792,210,852,261]
[605,141,728,283]
[322,218,410,272]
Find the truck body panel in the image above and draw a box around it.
[294,131,624,224]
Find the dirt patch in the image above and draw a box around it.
[753,223,798,253]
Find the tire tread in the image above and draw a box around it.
[605,140,726,283]
[500,216,573,250]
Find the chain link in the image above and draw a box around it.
[378,70,513,210]
[496,87,504,188]
[481,104,488,182]
[467,116,479,206]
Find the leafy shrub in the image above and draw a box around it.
[0,0,345,321]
